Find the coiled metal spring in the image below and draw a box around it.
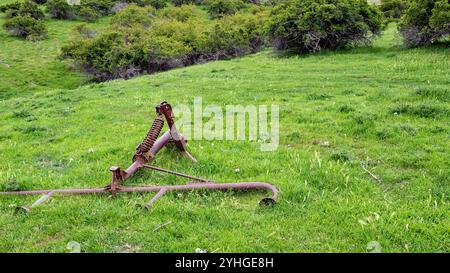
[138,115,164,154]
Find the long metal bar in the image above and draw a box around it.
[143,188,167,209]
[30,191,55,207]
[142,164,211,183]
[14,191,55,213]
[150,130,172,157]
[0,182,278,205]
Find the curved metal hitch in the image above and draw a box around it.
[1,101,278,212]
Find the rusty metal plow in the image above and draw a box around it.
[0,102,278,214]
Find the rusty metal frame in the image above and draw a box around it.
[0,102,278,213]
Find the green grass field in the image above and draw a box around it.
[0,15,111,100]
[0,15,449,253]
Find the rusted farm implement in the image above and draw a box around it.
[0,102,278,213]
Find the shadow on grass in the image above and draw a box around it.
[268,39,450,60]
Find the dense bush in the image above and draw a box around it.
[0,3,21,13]
[79,0,115,15]
[149,0,169,9]
[3,1,45,20]
[46,0,75,19]
[259,0,284,6]
[61,27,192,80]
[61,5,269,81]
[1,1,47,41]
[157,4,203,22]
[76,6,99,21]
[31,0,48,4]
[380,0,409,20]
[74,0,116,21]
[204,0,245,18]
[46,0,116,20]
[111,1,129,13]
[125,0,168,9]
[61,4,200,80]
[268,0,383,53]
[62,30,145,79]
[149,15,209,52]
[399,0,450,47]
[170,0,201,6]
[146,0,169,9]
[3,15,47,40]
[110,4,156,27]
[205,13,267,57]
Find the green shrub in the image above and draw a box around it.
[157,4,203,22]
[46,0,75,19]
[110,4,156,28]
[76,6,99,21]
[260,0,284,6]
[16,1,45,19]
[3,1,45,20]
[3,15,47,40]
[126,0,168,8]
[0,3,22,13]
[46,0,115,21]
[380,0,409,20]
[61,4,268,81]
[153,17,209,52]
[204,0,245,18]
[206,12,267,56]
[61,27,191,80]
[72,0,116,21]
[77,0,115,16]
[141,34,192,71]
[399,0,450,47]
[170,0,201,6]
[147,0,169,9]
[268,0,383,53]
[66,30,146,80]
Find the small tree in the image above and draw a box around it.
[77,0,115,16]
[46,0,75,19]
[206,13,267,56]
[126,0,169,9]
[0,3,22,13]
[399,0,450,47]
[204,0,245,18]
[268,0,383,53]
[380,0,409,20]
[3,15,48,40]
[110,4,156,28]
[170,0,200,6]
[4,1,45,20]
[77,6,99,21]
[157,4,203,22]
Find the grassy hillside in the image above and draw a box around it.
[0,15,110,100]
[0,21,449,252]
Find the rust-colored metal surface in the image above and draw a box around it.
[0,101,278,213]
